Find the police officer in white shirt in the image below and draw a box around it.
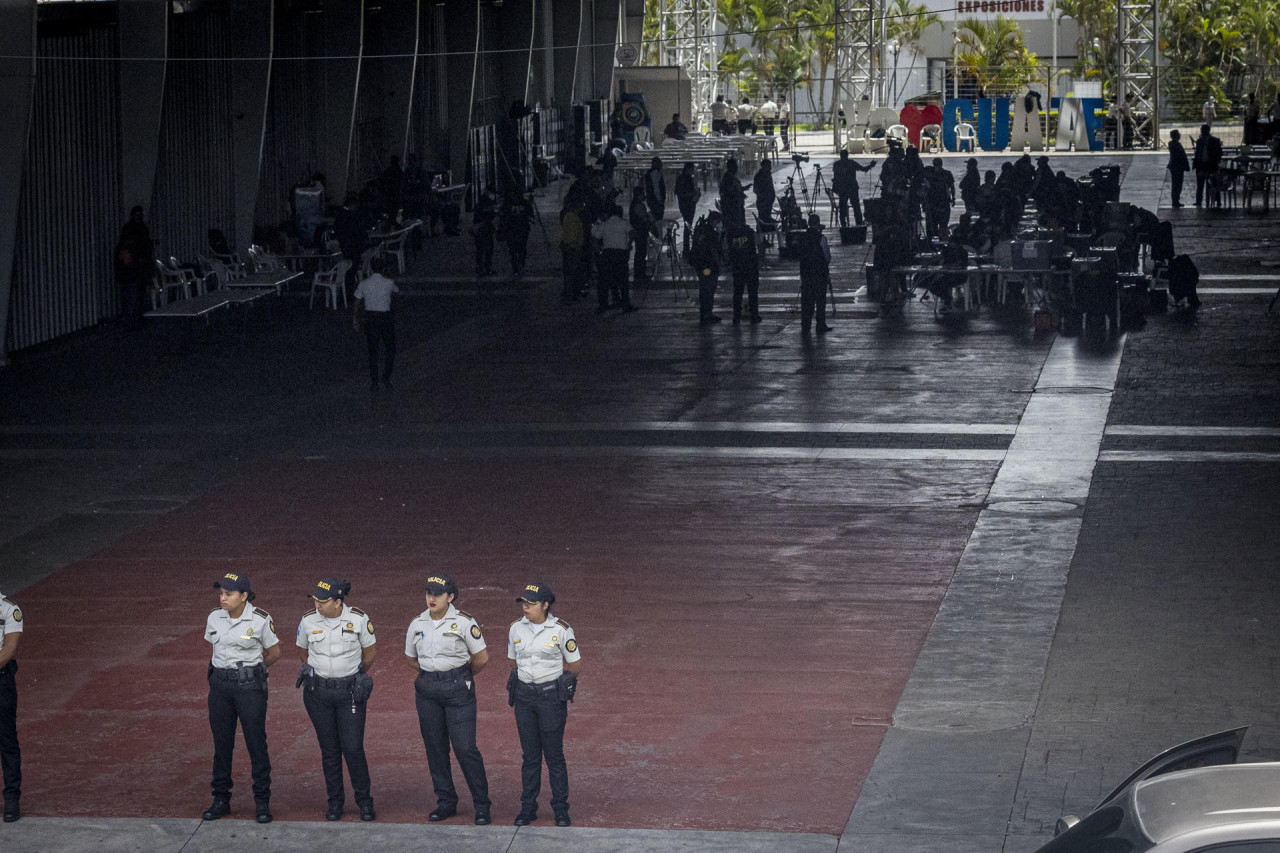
[296,578,377,822]
[203,572,280,824]
[758,97,779,136]
[507,581,581,827]
[710,94,729,134]
[592,205,635,313]
[0,590,23,822]
[778,95,791,151]
[353,257,400,391]
[405,573,491,825]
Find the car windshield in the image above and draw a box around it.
[1136,765,1280,843]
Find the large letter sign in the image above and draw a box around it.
[942,98,976,151]
[1052,97,1104,151]
[1009,95,1045,151]
[976,97,1011,151]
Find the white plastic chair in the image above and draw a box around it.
[886,124,910,145]
[247,245,286,273]
[633,126,652,146]
[154,259,192,303]
[310,260,352,310]
[378,231,410,274]
[955,123,977,153]
[920,124,942,153]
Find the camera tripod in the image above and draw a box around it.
[808,164,829,217]
[638,220,689,303]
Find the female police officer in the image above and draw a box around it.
[204,572,280,824]
[507,581,581,827]
[296,578,377,821]
[0,589,23,823]
[405,573,491,825]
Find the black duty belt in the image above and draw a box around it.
[418,663,471,681]
[515,679,559,696]
[210,664,264,682]
[314,673,358,689]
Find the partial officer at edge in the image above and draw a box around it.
[203,572,281,824]
[0,589,24,822]
[405,573,492,825]
[296,578,377,822]
[507,581,582,828]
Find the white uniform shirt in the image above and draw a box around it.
[297,604,376,678]
[508,614,580,685]
[405,605,486,671]
[778,100,790,121]
[737,103,755,120]
[710,100,729,121]
[592,216,632,251]
[354,273,398,312]
[758,100,779,120]
[0,591,24,644]
[205,605,278,668]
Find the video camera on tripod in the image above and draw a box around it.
[791,152,810,164]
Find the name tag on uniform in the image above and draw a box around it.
[311,629,324,634]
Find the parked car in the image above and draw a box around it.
[1036,727,1280,852]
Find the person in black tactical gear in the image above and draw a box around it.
[676,162,700,256]
[472,188,498,276]
[924,158,955,239]
[689,211,725,325]
[831,149,875,227]
[799,213,832,335]
[628,186,657,284]
[719,158,746,226]
[644,157,666,222]
[500,192,535,276]
[752,159,777,223]
[725,220,762,324]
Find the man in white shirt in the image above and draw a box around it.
[737,97,756,134]
[758,97,779,136]
[592,205,636,313]
[710,95,729,134]
[353,258,400,391]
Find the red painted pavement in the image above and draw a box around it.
[9,456,985,832]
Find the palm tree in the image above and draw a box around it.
[955,15,1038,97]
[885,0,941,102]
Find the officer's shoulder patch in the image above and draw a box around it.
[253,607,271,619]
[350,607,367,617]
[470,624,482,640]
[457,609,475,621]
[10,608,21,623]
[565,638,577,653]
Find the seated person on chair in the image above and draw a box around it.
[663,113,689,141]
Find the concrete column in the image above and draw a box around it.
[590,0,621,101]
[322,0,364,202]
[380,0,420,163]
[0,0,35,364]
[117,0,169,216]
[228,0,274,255]
[551,0,581,108]
[444,0,478,179]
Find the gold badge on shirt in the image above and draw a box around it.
[346,622,354,631]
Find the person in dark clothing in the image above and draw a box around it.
[959,158,981,214]
[380,157,405,216]
[689,211,724,325]
[644,157,666,222]
[334,194,370,294]
[974,171,999,222]
[662,113,688,141]
[924,158,955,239]
[472,189,498,276]
[628,186,657,283]
[675,162,701,255]
[1193,123,1223,208]
[1167,129,1190,208]
[115,206,154,325]
[832,149,874,227]
[752,159,777,223]
[725,220,761,324]
[719,158,746,226]
[798,214,831,335]
[501,193,535,275]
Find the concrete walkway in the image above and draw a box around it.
[1,152,1278,853]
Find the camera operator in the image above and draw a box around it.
[689,211,725,325]
[675,162,700,256]
[752,159,776,223]
[832,149,875,228]
[719,158,747,227]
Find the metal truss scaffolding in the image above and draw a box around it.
[1116,0,1159,148]
[659,0,718,129]
[833,0,878,147]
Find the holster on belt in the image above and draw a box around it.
[236,662,265,684]
[506,669,519,707]
[556,671,578,703]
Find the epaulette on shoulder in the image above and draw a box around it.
[554,618,572,631]
[253,607,271,619]
[457,609,475,621]
[302,608,317,618]
[350,607,367,617]
[210,607,222,614]
[510,618,523,628]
